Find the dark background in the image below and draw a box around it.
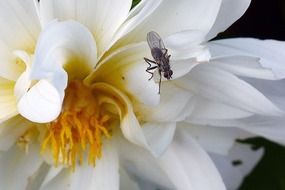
[132,0,285,189]
[217,0,285,189]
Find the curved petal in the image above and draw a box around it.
[209,38,285,79]
[114,0,222,47]
[210,56,277,80]
[137,82,192,122]
[142,122,176,157]
[158,128,226,190]
[176,64,283,116]
[178,122,253,155]
[18,20,98,123]
[31,20,97,81]
[210,143,264,190]
[0,115,34,151]
[86,43,160,106]
[206,0,251,40]
[189,96,253,120]
[0,77,17,121]
[115,135,174,189]
[68,141,119,190]
[91,83,149,150]
[39,0,132,56]
[18,79,62,123]
[42,141,119,190]
[120,168,140,190]
[13,50,33,100]
[186,115,285,146]
[0,0,41,80]
[0,144,43,190]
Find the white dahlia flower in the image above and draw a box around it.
[0,0,284,190]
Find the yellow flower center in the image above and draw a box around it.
[41,80,112,169]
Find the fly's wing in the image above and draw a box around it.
[147,31,165,49]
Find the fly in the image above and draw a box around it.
[144,31,173,94]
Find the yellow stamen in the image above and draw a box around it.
[41,80,112,169]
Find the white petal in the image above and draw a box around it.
[206,0,251,40]
[210,56,277,80]
[164,31,211,61]
[120,168,140,190]
[115,0,222,46]
[0,115,33,151]
[18,79,62,123]
[210,143,264,190]
[142,122,176,157]
[167,58,201,80]
[13,50,33,100]
[189,96,253,120]
[177,64,283,116]
[41,142,119,190]
[179,122,253,155]
[0,78,18,121]
[68,141,119,190]
[187,116,285,146]
[31,20,97,81]
[25,163,51,190]
[0,0,41,80]
[39,169,71,190]
[39,0,132,56]
[158,128,226,190]
[115,135,174,189]
[209,38,285,78]
[87,43,160,106]
[0,144,43,190]
[91,83,149,150]
[18,20,99,123]
[137,82,192,122]
[39,167,63,190]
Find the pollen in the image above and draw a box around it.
[41,80,112,169]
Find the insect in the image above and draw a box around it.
[144,31,173,94]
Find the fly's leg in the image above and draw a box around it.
[158,70,162,94]
[144,57,157,80]
[146,66,157,80]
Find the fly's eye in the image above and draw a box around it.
[163,72,168,78]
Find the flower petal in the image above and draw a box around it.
[41,141,119,190]
[0,0,41,80]
[206,0,251,40]
[18,20,98,123]
[187,115,285,146]
[115,0,222,46]
[142,122,176,157]
[158,128,226,190]
[115,134,174,189]
[69,141,119,190]
[179,122,253,155]
[0,77,18,121]
[137,82,192,122]
[209,38,285,78]
[0,144,43,190]
[0,115,34,151]
[120,168,140,190]
[87,43,160,106]
[31,20,97,81]
[176,64,283,116]
[91,83,149,150]
[210,55,277,80]
[189,96,253,120]
[210,143,263,190]
[18,79,62,123]
[39,0,132,56]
